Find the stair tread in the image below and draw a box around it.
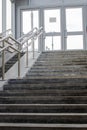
[0,123,87,128]
[2,95,87,97]
[1,51,87,128]
[0,113,87,116]
[0,104,87,106]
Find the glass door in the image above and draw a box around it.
[22,10,39,34]
[44,9,61,51]
[22,10,39,51]
[65,8,84,50]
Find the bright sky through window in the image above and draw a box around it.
[6,0,11,30]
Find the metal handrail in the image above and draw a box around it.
[21,26,43,66]
[17,27,38,42]
[0,27,40,51]
[0,29,12,37]
[0,41,21,80]
[0,34,22,80]
[9,36,22,50]
[0,27,43,51]
[0,35,22,50]
[0,26,43,79]
[21,27,43,45]
[0,45,10,52]
[0,34,12,42]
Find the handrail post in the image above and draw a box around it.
[32,38,34,59]
[26,41,28,67]
[52,33,53,50]
[18,52,20,78]
[18,44,20,50]
[2,41,5,80]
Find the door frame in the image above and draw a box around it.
[63,6,85,50]
[21,9,39,35]
[43,6,85,51]
[19,5,86,51]
[43,8,62,51]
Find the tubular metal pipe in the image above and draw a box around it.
[26,41,29,67]
[2,41,5,80]
[18,52,20,78]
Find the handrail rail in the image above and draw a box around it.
[0,27,43,50]
[0,34,12,42]
[0,26,43,80]
[17,27,38,42]
[9,36,22,49]
[0,35,21,46]
[0,45,20,53]
[0,29,12,37]
[21,26,43,65]
[21,27,43,45]
[0,35,22,50]
[0,40,21,80]
[0,45,10,52]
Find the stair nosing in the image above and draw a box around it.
[0,123,87,128]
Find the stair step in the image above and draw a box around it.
[0,113,87,123]
[0,104,87,113]
[7,78,87,84]
[4,84,87,90]
[29,68,87,72]
[1,96,87,104]
[1,50,87,128]
[27,72,87,76]
[0,123,87,130]
[1,90,87,96]
[25,75,87,79]
[31,65,87,69]
[4,78,87,90]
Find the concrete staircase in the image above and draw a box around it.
[0,52,25,77]
[0,50,87,129]
[27,51,87,78]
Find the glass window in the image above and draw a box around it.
[66,8,83,32]
[45,36,61,51]
[6,0,11,30]
[33,11,39,51]
[33,11,39,29]
[44,9,61,33]
[22,11,31,34]
[53,36,61,50]
[22,10,39,34]
[34,38,38,51]
[67,35,83,50]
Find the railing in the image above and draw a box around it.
[0,35,22,51]
[17,27,38,42]
[0,42,21,80]
[20,26,43,67]
[0,34,22,80]
[0,26,43,80]
[0,29,12,38]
